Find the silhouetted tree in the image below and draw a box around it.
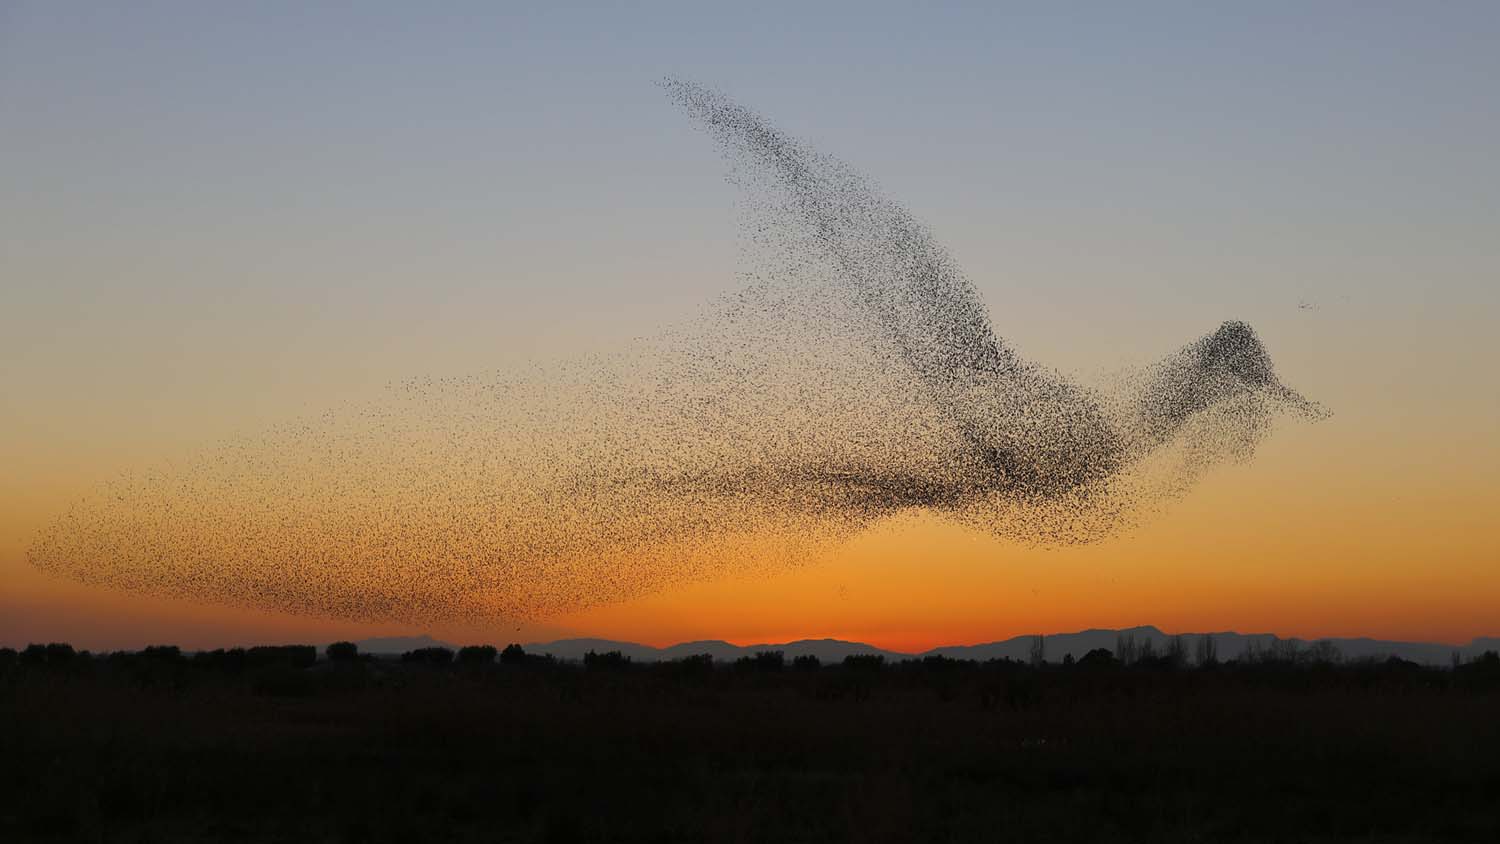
[1453,650,1500,691]
[247,645,317,668]
[736,650,784,672]
[1168,635,1188,669]
[142,645,184,662]
[1062,653,1075,667]
[667,654,714,678]
[583,650,630,670]
[838,654,883,702]
[0,647,16,674]
[842,654,884,672]
[457,645,497,665]
[792,654,821,671]
[921,655,960,672]
[325,641,359,662]
[193,647,247,672]
[402,647,454,666]
[1137,637,1157,665]
[1115,634,1138,666]
[20,643,75,668]
[500,643,527,665]
[1029,635,1046,667]
[1078,648,1116,668]
[1269,639,1301,664]
[1382,655,1421,672]
[1195,634,1218,667]
[1307,640,1342,665]
[123,645,186,688]
[1240,639,1263,665]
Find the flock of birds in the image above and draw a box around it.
[28,79,1323,624]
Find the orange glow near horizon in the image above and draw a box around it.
[4,406,1498,654]
[550,419,1500,653]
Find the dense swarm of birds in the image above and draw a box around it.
[28,79,1323,624]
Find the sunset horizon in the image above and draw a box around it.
[4,5,1497,840]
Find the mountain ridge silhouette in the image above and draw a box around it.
[349,627,1495,665]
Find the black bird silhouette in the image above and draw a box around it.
[27,80,1322,625]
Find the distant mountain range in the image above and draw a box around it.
[353,627,1500,666]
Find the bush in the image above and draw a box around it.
[326,641,359,662]
[500,643,527,665]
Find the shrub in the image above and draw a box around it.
[500,643,527,665]
[326,641,359,662]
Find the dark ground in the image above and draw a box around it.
[2,645,1498,843]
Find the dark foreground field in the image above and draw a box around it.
[2,645,1498,843]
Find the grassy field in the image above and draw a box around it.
[2,646,1498,843]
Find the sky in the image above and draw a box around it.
[2,2,1497,652]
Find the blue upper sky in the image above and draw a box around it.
[5,1,1497,435]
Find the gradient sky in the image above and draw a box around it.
[3,2,1497,652]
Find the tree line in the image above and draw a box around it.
[4,637,1498,681]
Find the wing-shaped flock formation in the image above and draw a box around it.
[28,80,1322,623]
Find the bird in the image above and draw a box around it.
[661,77,1322,517]
[26,80,1324,627]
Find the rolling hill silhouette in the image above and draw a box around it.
[345,626,1490,666]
